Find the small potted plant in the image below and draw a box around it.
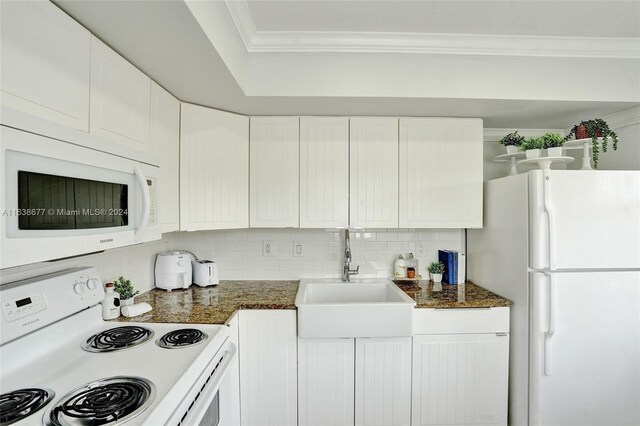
[499,131,524,154]
[520,137,544,159]
[540,132,565,157]
[428,262,445,283]
[113,276,139,307]
[565,118,619,169]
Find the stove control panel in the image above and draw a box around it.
[2,291,46,322]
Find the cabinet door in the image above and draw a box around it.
[180,103,249,230]
[239,310,297,426]
[90,36,151,152]
[298,338,355,426]
[150,82,180,233]
[399,118,483,228]
[0,1,90,131]
[250,117,300,228]
[355,337,411,426]
[350,118,399,228]
[300,117,349,228]
[412,334,509,426]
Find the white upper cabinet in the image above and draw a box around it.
[150,82,180,234]
[250,117,300,228]
[90,36,151,152]
[180,103,249,231]
[399,118,483,228]
[350,118,399,228]
[0,0,90,131]
[300,117,349,228]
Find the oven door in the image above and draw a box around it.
[168,341,237,426]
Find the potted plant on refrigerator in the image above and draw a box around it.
[565,118,619,169]
[499,131,524,154]
[540,132,565,157]
[520,137,544,159]
[428,262,445,283]
[113,276,139,307]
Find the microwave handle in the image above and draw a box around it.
[133,164,150,243]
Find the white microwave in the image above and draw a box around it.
[1,126,161,268]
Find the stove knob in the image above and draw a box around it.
[73,281,86,295]
[86,278,99,290]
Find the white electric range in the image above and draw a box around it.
[0,268,236,426]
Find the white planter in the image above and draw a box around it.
[120,297,134,307]
[430,273,443,283]
[525,149,541,159]
[547,147,563,157]
[506,146,519,154]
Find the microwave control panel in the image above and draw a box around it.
[147,177,158,226]
[2,291,46,322]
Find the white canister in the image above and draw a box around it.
[394,254,408,278]
[101,282,121,320]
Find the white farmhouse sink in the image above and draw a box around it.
[295,279,416,338]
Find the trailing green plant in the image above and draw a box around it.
[428,262,445,274]
[499,131,524,147]
[520,137,544,151]
[113,276,139,300]
[565,118,619,169]
[540,132,564,149]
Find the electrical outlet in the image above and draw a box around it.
[416,242,427,256]
[293,241,303,257]
[262,240,275,257]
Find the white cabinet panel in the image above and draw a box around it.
[250,117,300,228]
[300,117,349,228]
[298,338,355,426]
[239,310,297,426]
[0,0,90,131]
[90,36,151,152]
[355,337,411,426]
[350,118,399,228]
[399,118,483,228]
[180,103,249,231]
[412,334,509,426]
[220,313,241,426]
[150,82,180,233]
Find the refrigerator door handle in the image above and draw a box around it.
[543,272,557,376]
[543,169,557,270]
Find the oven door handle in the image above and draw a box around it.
[133,164,150,243]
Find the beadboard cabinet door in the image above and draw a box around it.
[412,334,509,426]
[298,338,355,426]
[350,118,399,228]
[180,103,249,231]
[90,36,151,152]
[0,0,90,131]
[399,118,483,228]
[300,117,350,228]
[250,117,300,228]
[150,82,180,233]
[355,337,412,426]
[239,310,297,426]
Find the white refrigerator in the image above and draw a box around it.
[468,170,640,426]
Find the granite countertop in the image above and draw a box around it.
[395,280,512,309]
[114,280,298,325]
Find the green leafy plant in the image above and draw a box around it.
[113,276,139,300]
[499,131,525,147]
[565,119,619,169]
[520,137,544,151]
[428,262,445,274]
[540,132,564,149]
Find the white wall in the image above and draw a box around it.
[165,228,463,280]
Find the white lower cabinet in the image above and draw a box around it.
[239,310,297,426]
[220,313,241,426]
[298,338,355,426]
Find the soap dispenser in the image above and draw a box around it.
[394,254,408,278]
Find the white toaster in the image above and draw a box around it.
[192,260,219,287]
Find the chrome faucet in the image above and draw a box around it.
[342,229,359,282]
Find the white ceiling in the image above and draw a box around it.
[246,1,640,38]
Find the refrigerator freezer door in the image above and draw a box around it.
[529,170,640,270]
[529,271,640,426]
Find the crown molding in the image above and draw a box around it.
[602,106,640,128]
[225,1,640,59]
